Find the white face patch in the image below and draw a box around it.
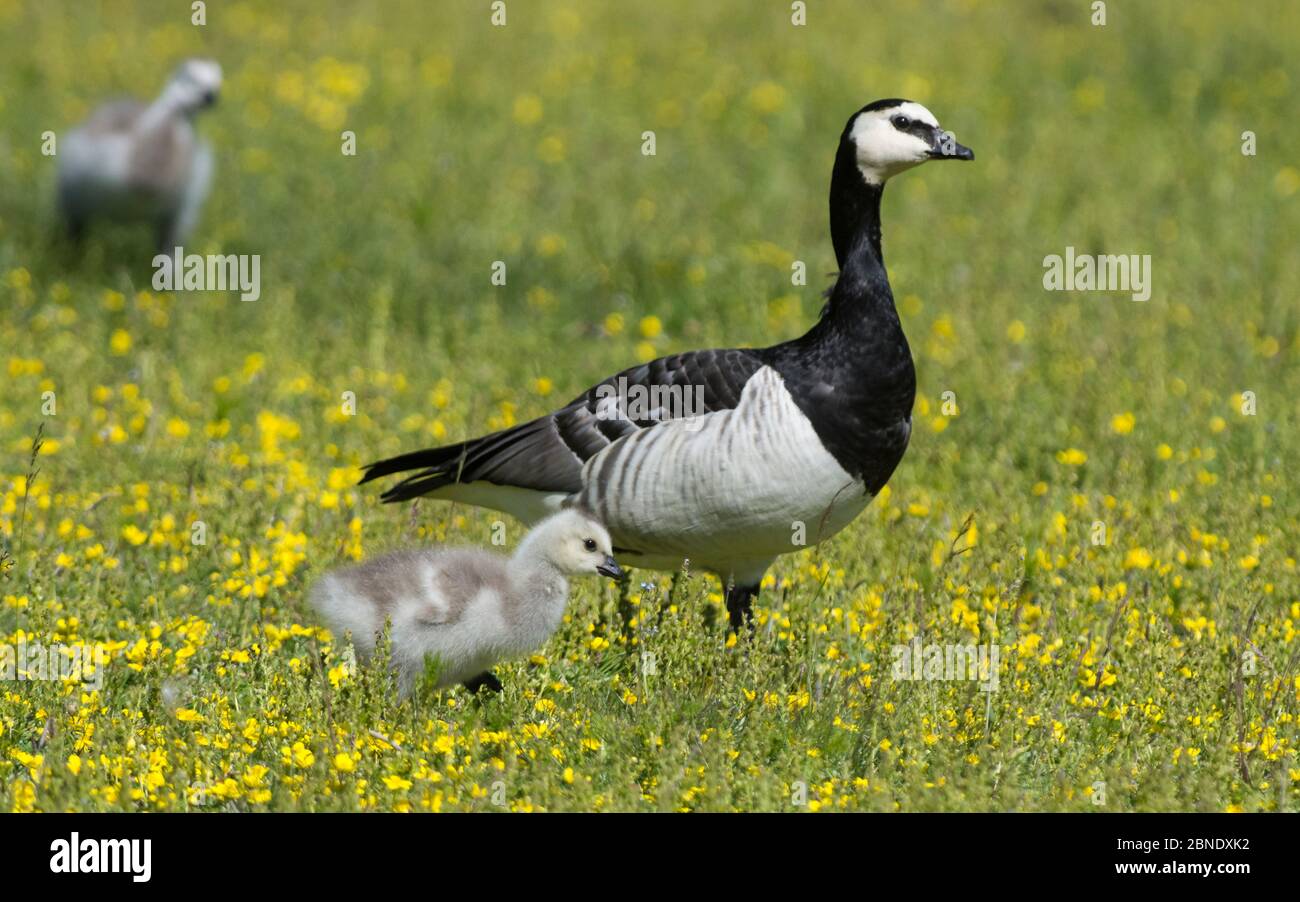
[538,510,613,575]
[167,59,223,112]
[849,101,941,185]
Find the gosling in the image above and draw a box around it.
[309,508,623,697]
[57,58,222,254]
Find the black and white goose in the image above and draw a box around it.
[362,99,973,631]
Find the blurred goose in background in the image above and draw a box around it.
[57,58,221,255]
[362,99,973,634]
[310,508,623,697]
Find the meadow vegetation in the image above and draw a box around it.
[0,0,1297,811]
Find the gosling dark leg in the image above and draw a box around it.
[65,216,87,244]
[58,189,87,245]
[463,671,503,694]
[725,582,760,634]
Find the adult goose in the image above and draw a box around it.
[362,99,973,632]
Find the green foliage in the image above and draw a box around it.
[0,0,1296,811]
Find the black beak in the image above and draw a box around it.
[596,556,624,580]
[202,90,218,107]
[929,129,974,161]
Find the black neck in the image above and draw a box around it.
[829,140,884,268]
[755,120,916,489]
[821,141,895,326]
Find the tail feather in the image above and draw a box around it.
[359,442,470,495]
[378,470,459,504]
[360,417,584,504]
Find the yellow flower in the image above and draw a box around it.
[1275,166,1300,197]
[289,742,315,768]
[1110,412,1135,435]
[109,329,132,355]
[1006,320,1026,343]
[1124,547,1154,569]
[747,80,787,115]
[537,134,566,164]
[513,93,543,125]
[1056,448,1087,466]
[535,233,565,257]
[638,315,663,339]
[11,780,36,813]
[243,765,269,788]
[334,753,356,773]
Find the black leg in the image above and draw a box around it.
[725,583,759,634]
[462,671,503,694]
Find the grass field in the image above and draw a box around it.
[1,0,1298,812]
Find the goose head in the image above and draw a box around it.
[162,58,223,115]
[842,98,973,186]
[535,509,623,580]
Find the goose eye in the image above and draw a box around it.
[583,538,597,552]
[891,115,911,129]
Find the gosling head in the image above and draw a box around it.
[162,58,223,115]
[533,509,623,580]
[841,98,973,186]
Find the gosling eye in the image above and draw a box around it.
[583,538,597,552]
[891,114,911,130]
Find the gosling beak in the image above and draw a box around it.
[929,129,974,161]
[596,556,624,580]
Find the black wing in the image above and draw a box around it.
[361,347,768,503]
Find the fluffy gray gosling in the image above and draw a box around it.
[310,508,623,697]
[57,58,222,253]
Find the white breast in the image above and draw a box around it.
[577,366,872,579]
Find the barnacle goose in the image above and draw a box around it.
[362,99,973,632]
[57,59,222,254]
